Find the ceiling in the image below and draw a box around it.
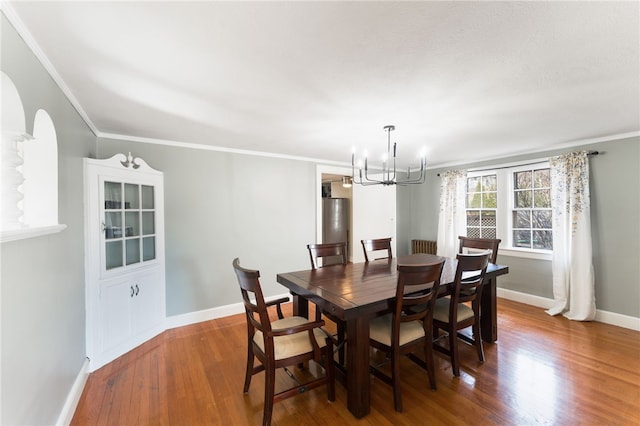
[4,1,639,169]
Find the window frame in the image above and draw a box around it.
[466,160,552,261]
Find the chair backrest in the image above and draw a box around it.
[458,236,501,264]
[307,242,347,269]
[361,237,393,262]
[392,260,445,332]
[232,258,272,338]
[449,252,491,318]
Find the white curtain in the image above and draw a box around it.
[546,151,595,320]
[436,169,467,258]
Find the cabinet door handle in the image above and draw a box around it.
[135,284,140,296]
[130,286,134,298]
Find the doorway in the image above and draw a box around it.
[316,165,396,263]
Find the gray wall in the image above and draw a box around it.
[2,9,639,426]
[1,15,96,426]
[96,140,318,316]
[404,137,640,317]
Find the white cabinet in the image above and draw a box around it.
[84,153,165,372]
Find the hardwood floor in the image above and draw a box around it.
[71,299,640,425]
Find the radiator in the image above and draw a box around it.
[411,239,437,255]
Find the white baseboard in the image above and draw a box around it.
[165,293,291,330]
[56,357,89,426]
[497,288,640,331]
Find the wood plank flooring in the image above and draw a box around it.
[71,299,640,425]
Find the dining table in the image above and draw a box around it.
[276,253,509,419]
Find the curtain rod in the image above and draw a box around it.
[437,150,599,176]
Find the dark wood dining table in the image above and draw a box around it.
[276,253,509,419]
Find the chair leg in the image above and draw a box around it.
[472,321,485,363]
[243,343,254,393]
[391,352,403,412]
[449,328,460,377]
[424,331,437,390]
[262,363,276,426]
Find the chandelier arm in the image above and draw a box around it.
[396,169,426,184]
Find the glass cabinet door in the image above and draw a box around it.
[104,181,156,271]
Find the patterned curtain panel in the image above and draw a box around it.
[436,169,467,258]
[546,151,595,320]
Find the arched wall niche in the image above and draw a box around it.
[1,71,66,242]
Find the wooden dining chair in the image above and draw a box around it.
[232,258,335,426]
[307,242,348,269]
[306,242,348,365]
[432,252,490,377]
[361,237,393,262]
[458,236,501,264]
[368,259,445,412]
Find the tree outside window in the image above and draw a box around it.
[512,168,552,250]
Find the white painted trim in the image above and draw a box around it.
[56,357,89,426]
[497,288,555,309]
[595,310,640,332]
[432,131,640,170]
[0,224,67,243]
[498,288,640,331]
[0,2,98,136]
[99,132,350,167]
[165,293,291,330]
[500,248,552,262]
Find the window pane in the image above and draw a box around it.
[124,184,139,209]
[534,189,550,208]
[467,177,481,192]
[534,169,550,188]
[532,210,552,229]
[141,185,154,209]
[126,239,140,265]
[143,236,156,261]
[482,175,497,191]
[513,230,531,248]
[104,181,122,209]
[481,228,497,239]
[142,212,155,235]
[467,210,480,226]
[468,194,481,209]
[481,210,496,228]
[515,190,532,208]
[514,171,532,189]
[106,241,123,270]
[482,192,497,208]
[125,212,139,236]
[513,210,531,228]
[105,212,122,239]
[533,230,553,250]
[467,227,481,238]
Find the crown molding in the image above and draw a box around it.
[98,132,351,167]
[1,2,99,136]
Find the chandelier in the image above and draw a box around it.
[351,125,426,186]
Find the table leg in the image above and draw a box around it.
[481,277,497,342]
[346,315,370,418]
[291,293,309,319]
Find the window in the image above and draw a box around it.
[512,168,552,250]
[465,161,551,259]
[466,174,497,238]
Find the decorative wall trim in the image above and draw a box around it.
[0,224,67,243]
[1,3,99,136]
[497,288,640,331]
[164,293,291,330]
[56,357,89,426]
